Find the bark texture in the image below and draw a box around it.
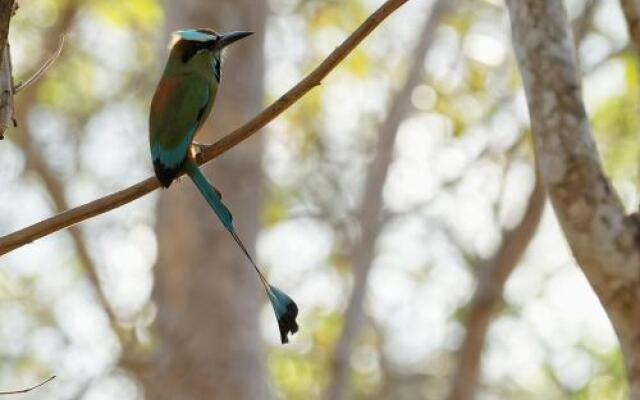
[141,1,269,399]
[506,0,640,397]
[0,0,15,139]
[0,0,14,54]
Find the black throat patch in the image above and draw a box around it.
[212,56,221,82]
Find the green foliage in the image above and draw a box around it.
[86,0,162,29]
[571,350,627,400]
[591,55,640,183]
[270,311,342,398]
[263,187,289,226]
[5,0,636,398]
[307,0,366,32]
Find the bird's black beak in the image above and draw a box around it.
[217,31,253,49]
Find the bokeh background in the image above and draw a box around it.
[0,0,635,398]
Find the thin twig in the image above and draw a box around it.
[0,375,55,395]
[572,0,598,48]
[0,0,409,255]
[14,35,65,94]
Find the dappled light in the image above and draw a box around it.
[0,0,637,399]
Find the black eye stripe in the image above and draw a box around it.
[179,40,214,63]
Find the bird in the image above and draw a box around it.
[149,28,298,344]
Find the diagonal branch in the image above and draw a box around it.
[0,0,409,256]
[447,169,545,400]
[13,35,65,94]
[0,375,55,395]
[325,2,448,399]
[572,0,597,48]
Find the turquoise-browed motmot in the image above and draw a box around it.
[149,29,298,344]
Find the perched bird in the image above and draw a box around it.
[149,28,298,344]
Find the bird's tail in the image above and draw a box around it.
[183,158,298,343]
[184,157,234,232]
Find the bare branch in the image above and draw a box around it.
[506,0,640,396]
[13,35,65,94]
[0,0,16,139]
[0,43,15,138]
[0,0,410,255]
[325,2,448,399]
[447,170,545,400]
[0,1,15,55]
[572,0,598,47]
[0,375,55,395]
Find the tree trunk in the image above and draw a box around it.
[142,1,269,399]
[506,0,640,397]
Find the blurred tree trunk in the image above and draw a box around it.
[326,2,447,399]
[142,1,269,399]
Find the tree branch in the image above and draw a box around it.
[0,0,409,256]
[572,0,597,48]
[325,2,447,399]
[0,0,15,139]
[447,169,545,400]
[0,375,55,395]
[13,35,65,94]
[506,0,640,397]
[0,1,14,56]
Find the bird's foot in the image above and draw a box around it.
[190,141,209,163]
[191,141,205,155]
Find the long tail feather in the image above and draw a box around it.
[184,158,298,343]
[183,158,234,232]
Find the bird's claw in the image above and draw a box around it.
[189,141,209,163]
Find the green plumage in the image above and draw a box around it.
[148,29,299,344]
[149,39,218,185]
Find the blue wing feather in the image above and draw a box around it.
[151,126,196,169]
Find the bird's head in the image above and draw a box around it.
[169,29,253,79]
